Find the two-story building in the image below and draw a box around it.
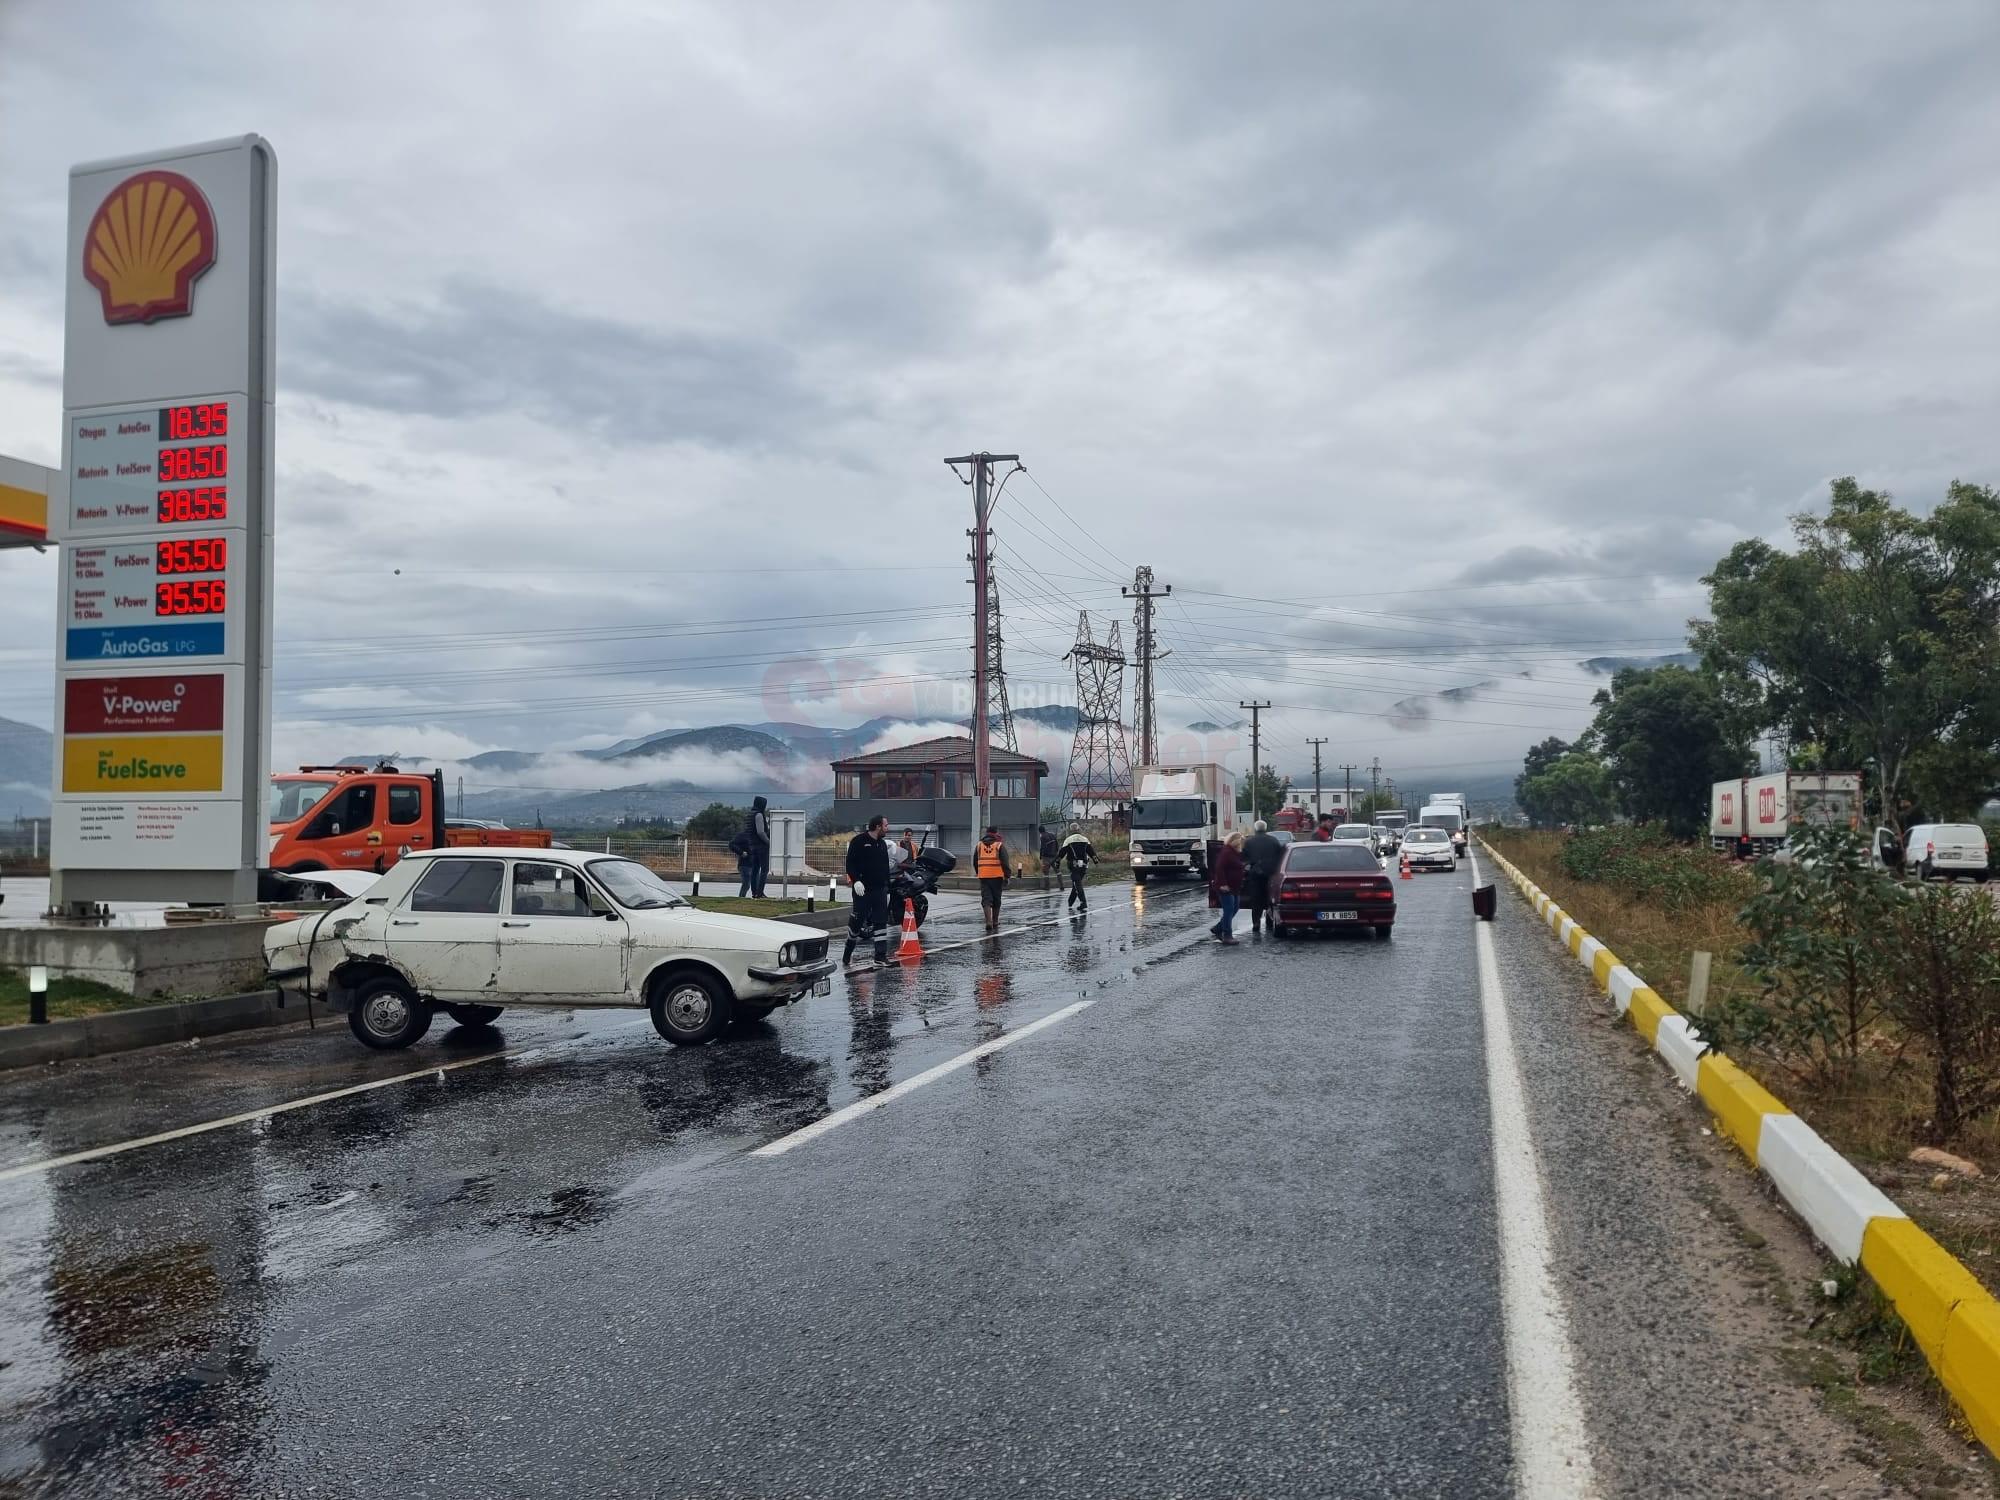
[828,736,1048,862]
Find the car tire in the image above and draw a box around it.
[1272,924,1289,940]
[649,969,731,1046]
[442,1003,504,1029]
[1133,871,1148,885]
[349,975,431,1050]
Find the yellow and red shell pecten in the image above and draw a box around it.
[82,170,217,325]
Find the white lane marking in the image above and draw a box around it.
[1468,846,1599,1497]
[752,1000,1095,1157]
[0,1045,540,1184]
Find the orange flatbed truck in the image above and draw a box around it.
[268,764,552,875]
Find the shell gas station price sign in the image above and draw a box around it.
[62,527,238,663]
[65,400,238,536]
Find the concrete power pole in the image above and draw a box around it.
[946,451,1019,854]
[1339,763,1358,816]
[1124,566,1171,766]
[1369,757,1381,811]
[1306,737,1327,819]
[1239,700,1270,821]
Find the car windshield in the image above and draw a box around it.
[269,778,334,823]
[1284,844,1380,872]
[1405,829,1447,844]
[1332,825,1373,838]
[1131,799,1206,829]
[588,858,687,910]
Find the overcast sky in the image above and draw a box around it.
[3,0,1999,794]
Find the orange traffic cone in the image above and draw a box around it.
[897,907,923,959]
[1399,850,1413,880]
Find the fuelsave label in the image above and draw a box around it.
[63,734,224,794]
[65,673,224,733]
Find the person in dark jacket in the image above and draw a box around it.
[729,825,755,897]
[843,815,893,967]
[1039,827,1059,871]
[1208,831,1246,944]
[1241,819,1284,934]
[1058,828,1095,911]
[744,796,772,897]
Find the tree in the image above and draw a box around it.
[1520,750,1613,828]
[686,802,749,841]
[1515,737,1570,827]
[1354,790,1399,820]
[1693,478,2000,834]
[1586,667,1753,839]
[806,805,844,838]
[1236,764,1290,817]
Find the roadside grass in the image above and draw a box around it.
[684,896,823,917]
[0,966,149,1026]
[1484,829,2000,1306]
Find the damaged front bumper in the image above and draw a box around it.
[746,957,837,988]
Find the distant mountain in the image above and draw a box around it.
[1186,719,1245,733]
[1581,651,1699,675]
[1010,705,1080,731]
[0,716,52,817]
[607,724,793,762]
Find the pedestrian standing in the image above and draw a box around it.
[1314,815,1335,842]
[901,828,921,864]
[729,824,755,897]
[1242,819,1283,934]
[1209,831,1246,945]
[1059,827,1095,912]
[1039,826,1059,872]
[745,796,772,897]
[975,826,1009,932]
[843,815,894,967]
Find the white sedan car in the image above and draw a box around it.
[264,847,836,1049]
[1401,827,1458,871]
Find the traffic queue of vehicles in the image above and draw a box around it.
[1710,771,1991,882]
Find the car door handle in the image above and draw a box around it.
[501,921,530,928]
[391,919,420,926]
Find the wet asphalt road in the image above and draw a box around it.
[0,861,1945,1497]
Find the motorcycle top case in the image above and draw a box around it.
[914,847,958,876]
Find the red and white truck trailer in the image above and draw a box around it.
[1709,771,1863,856]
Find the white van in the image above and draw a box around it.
[1903,823,1991,882]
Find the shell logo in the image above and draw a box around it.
[82,170,217,325]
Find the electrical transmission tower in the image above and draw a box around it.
[1123,565,1170,765]
[984,569,1018,753]
[1064,613,1132,818]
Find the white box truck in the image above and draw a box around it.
[1709,771,1863,855]
[1130,763,1239,883]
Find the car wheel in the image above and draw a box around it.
[1134,871,1148,885]
[442,1003,504,1029]
[649,970,731,1046]
[1272,924,1289,940]
[349,975,432,1050]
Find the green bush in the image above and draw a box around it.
[1556,823,1753,914]
[1880,881,2000,1143]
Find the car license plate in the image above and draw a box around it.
[1318,910,1358,921]
[813,978,831,996]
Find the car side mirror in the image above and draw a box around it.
[603,909,619,921]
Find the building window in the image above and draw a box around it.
[866,770,934,799]
[835,771,862,800]
[992,774,1033,799]
[938,771,962,798]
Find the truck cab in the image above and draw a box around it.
[268,765,553,875]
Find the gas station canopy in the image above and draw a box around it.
[0,452,54,548]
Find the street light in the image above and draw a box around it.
[28,965,48,1026]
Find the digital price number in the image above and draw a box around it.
[157,486,227,524]
[155,579,227,616]
[156,537,227,575]
[162,402,228,440]
[158,444,227,482]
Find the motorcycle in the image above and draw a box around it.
[886,845,957,930]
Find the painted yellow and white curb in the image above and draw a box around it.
[1480,841,2000,1456]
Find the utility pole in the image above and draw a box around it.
[1124,566,1171,766]
[1306,737,1328,819]
[1369,756,1381,813]
[946,451,1019,855]
[1239,700,1270,821]
[455,775,464,819]
[1339,763,1358,818]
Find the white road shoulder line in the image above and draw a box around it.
[0,1045,536,1184]
[1468,847,1599,1497]
[753,999,1094,1157]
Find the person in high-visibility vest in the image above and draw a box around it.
[975,826,1009,932]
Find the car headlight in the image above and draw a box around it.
[779,942,801,967]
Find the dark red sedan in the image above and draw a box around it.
[1271,840,1396,939]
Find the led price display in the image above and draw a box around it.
[157,486,228,524]
[158,444,227,482]
[155,579,227,616]
[156,537,227,575]
[161,402,229,440]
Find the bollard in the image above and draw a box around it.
[28,965,49,1025]
[828,875,838,906]
[692,870,701,902]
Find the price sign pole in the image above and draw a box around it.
[51,137,276,910]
